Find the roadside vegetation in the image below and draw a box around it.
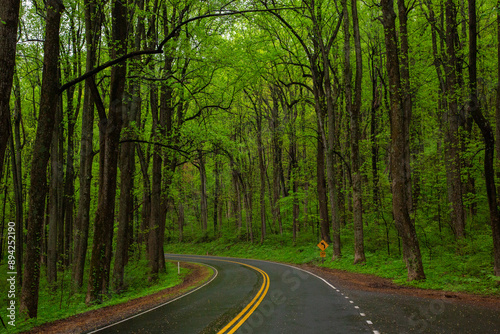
[164,230,500,297]
[0,260,191,333]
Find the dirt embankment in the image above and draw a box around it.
[23,262,213,334]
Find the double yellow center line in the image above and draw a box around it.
[217,260,270,334]
[169,255,270,334]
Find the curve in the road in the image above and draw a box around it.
[92,255,380,333]
[87,263,219,334]
[201,258,270,334]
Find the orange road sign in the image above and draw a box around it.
[320,251,326,258]
[317,240,329,251]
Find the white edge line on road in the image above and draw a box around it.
[182,255,381,334]
[264,260,381,333]
[86,262,218,334]
[166,254,381,334]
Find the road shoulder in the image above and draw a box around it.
[298,263,500,310]
[24,262,214,334]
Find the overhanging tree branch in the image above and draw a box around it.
[59,7,299,94]
[59,49,161,93]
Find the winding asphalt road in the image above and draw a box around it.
[89,254,500,334]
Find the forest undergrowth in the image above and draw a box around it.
[164,227,500,297]
[0,259,189,333]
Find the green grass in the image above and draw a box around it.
[0,258,194,333]
[163,233,500,297]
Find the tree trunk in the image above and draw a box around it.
[86,0,127,303]
[231,159,243,236]
[369,44,381,208]
[214,154,221,235]
[199,150,208,232]
[289,100,300,244]
[317,129,330,243]
[270,87,283,235]
[444,0,466,239]
[242,167,254,243]
[113,0,143,289]
[72,0,100,289]
[55,95,65,267]
[397,0,414,218]
[351,0,366,264]
[12,73,23,284]
[312,58,332,245]
[47,101,63,284]
[113,95,137,291]
[380,0,425,281]
[497,0,500,203]
[63,82,76,268]
[258,111,266,243]
[468,0,500,276]
[137,144,151,246]
[20,0,64,317]
[0,0,20,179]
[178,202,184,242]
[148,84,162,280]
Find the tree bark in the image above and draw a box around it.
[148,79,161,280]
[137,144,151,246]
[444,0,466,239]
[12,73,23,284]
[317,128,330,243]
[257,105,267,243]
[350,0,366,264]
[380,0,425,281]
[369,43,381,208]
[242,156,254,243]
[178,202,184,242]
[86,0,127,303]
[0,0,20,179]
[497,0,500,204]
[231,159,243,236]
[214,154,221,235]
[47,101,63,284]
[468,0,500,276]
[113,0,144,290]
[199,149,208,232]
[270,88,284,235]
[20,0,64,317]
[113,93,137,291]
[397,0,414,218]
[288,95,300,244]
[72,0,100,289]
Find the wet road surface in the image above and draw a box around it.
[89,254,499,333]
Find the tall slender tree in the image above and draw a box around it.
[0,0,21,180]
[73,0,100,289]
[350,0,365,264]
[380,0,425,281]
[20,0,64,317]
[467,0,500,276]
[86,0,128,303]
